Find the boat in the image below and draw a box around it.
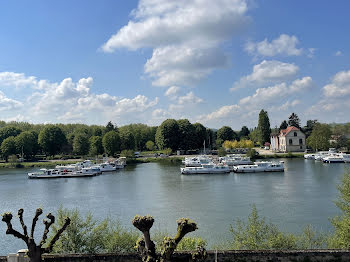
[304,154,316,160]
[181,163,230,174]
[220,154,252,166]
[98,162,117,172]
[314,151,330,161]
[323,154,344,163]
[183,156,211,167]
[28,168,96,179]
[233,161,284,173]
[341,153,350,163]
[114,157,127,169]
[74,166,101,175]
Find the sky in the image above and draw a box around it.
[0,0,350,130]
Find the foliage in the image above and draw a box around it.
[306,123,331,151]
[176,237,207,251]
[249,128,260,144]
[89,136,103,156]
[14,131,39,159]
[155,119,180,151]
[193,123,207,150]
[102,131,121,156]
[229,205,325,250]
[288,112,301,128]
[303,120,318,138]
[145,140,155,151]
[239,126,250,139]
[119,128,135,151]
[120,150,135,158]
[73,133,90,155]
[218,147,227,157]
[329,171,350,248]
[105,121,117,133]
[257,109,271,145]
[279,120,288,131]
[217,126,237,142]
[223,140,254,150]
[48,207,139,254]
[163,148,172,156]
[177,119,196,150]
[1,136,17,162]
[246,148,258,159]
[38,125,67,156]
[0,126,22,145]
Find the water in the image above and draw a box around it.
[0,158,347,254]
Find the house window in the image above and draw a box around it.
[294,132,297,137]
[289,139,293,145]
[299,139,303,145]
[300,146,303,149]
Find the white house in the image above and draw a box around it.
[271,126,306,152]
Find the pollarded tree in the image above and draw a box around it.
[177,119,196,150]
[89,136,103,156]
[73,133,90,156]
[102,130,120,156]
[257,109,271,145]
[155,119,180,151]
[288,112,301,128]
[38,125,67,156]
[1,208,70,262]
[1,136,17,162]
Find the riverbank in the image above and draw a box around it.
[0,160,79,168]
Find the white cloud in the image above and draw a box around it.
[323,70,350,98]
[102,0,250,86]
[245,34,303,57]
[0,91,23,111]
[165,86,181,99]
[231,60,299,91]
[335,50,343,56]
[0,72,37,88]
[307,48,316,58]
[178,92,203,105]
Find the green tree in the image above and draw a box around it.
[155,119,179,151]
[217,126,236,142]
[257,110,271,145]
[329,171,350,248]
[177,119,195,150]
[0,126,22,144]
[279,120,288,131]
[73,133,90,155]
[145,140,155,151]
[306,123,331,151]
[48,207,138,254]
[105,121,117,133]
[102,131,120,156]
[1,136,17,162]
[38,125,67,156]
[119,129,135,151]
[15,131,38,159]
[239,126,250,139]
[193,123,207,150]
[89,136,103,156]
[303,120,318,138]
[288,112,301,128]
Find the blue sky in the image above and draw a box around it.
[0,0,349,129]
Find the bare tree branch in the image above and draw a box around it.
[44,217,70,253]
[2,213,28,243]
[31,208,43,238]
[18,209,28,237]
[40,213,55,247]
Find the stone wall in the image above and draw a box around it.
[4,250,350,262]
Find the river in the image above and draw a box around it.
[0,158,347,254]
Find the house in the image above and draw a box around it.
[270,126,306,152]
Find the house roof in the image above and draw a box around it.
[280,126,300,136]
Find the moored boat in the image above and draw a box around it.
[28,168,96,179]
[233,161,284,173]
[181,163,230,174]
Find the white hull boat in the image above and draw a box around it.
[28,169,96,179]
[181,163,230,174]
[98,163,117,172]
[233,161,284,173]
[323,154,344,163]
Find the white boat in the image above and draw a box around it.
[98,162,117,172]
[323,154,344,163]
[114,157,127,169]
[220,154,252,166]
[304,154,315,160]
[314,151,330,161]
[341,153,350,163]
[74,166,101,175]
[183,156,211,167]
[181,163,230,174]
[233,161,284,173]
[28,169,96,179]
